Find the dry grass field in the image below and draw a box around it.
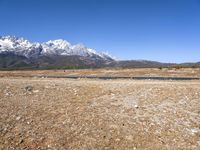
[0,69,200,149]
[0,68,200,78]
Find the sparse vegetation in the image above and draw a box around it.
[0,54,199,70]
[0,74,200,149]
[45,66,89,70]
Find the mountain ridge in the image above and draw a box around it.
[0,35,114,61]
[0,36,199,69]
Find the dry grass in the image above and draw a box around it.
[0,68,200,78]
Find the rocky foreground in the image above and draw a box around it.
[0,77,200,149]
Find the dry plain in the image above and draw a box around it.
[0,69,200,149]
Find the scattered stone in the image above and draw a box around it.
[25,86,33,92]
[5,92,10,96]
[191,128,200,134]
[19,139,24,144]
[134,104,139,108]
[27,121,32,125]
[33,90,39,93]
[0,72,200,149]
[115,138,120,142]
[16,116,21,121]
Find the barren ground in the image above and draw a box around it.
[0,69,200,149]
[0,68,200,78]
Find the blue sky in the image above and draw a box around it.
[0,0,200,63]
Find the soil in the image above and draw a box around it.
[0,68,200,78]
[0,70,200,149]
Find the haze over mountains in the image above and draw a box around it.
[0,36,199,69]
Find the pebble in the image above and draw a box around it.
[134,104,139,108]
[5,93,10,96]
[115,138,120,142]
[191,128,200,134]
[27,121,32,124]
[25,86,33,92]
[33,90,39,93]
[16,116,21,121]
[19,139,24,144]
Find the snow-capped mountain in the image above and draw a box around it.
[0,36,114,61]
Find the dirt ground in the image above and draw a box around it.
[0,71,200,149]
[0,68,200,78]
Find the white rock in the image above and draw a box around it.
[33,90,39,93]
[16,116,21,121]
[134,104,139,108]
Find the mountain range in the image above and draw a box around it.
[0,36,199,69]
[0,36,114,69]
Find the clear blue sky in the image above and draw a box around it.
[1,0,200,63]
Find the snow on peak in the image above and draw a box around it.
[0,35,32,51]
[46,39,71,49]
[99,51,116,60]
[0,36,114,61]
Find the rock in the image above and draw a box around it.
[115,138,120,142]
[27,121,32,124]
[19,139,24,144]
[25,86,33,92]
[134,104,139,108]
[5,92,10,96]
[16,116,21,121]
[33,90,39,93]
[191,128,200,134]
[4,90,12,96]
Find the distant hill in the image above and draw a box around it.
[0,53,110,70]
[105,60,200,68]
[0,52,199,70]
[105,60,175,68]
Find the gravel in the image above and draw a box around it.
[0,77,200,149]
